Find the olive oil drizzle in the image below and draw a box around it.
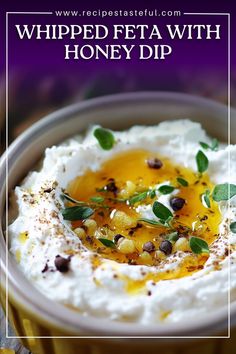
[66,149,221,282]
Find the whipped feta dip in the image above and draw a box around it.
[8,120,236,325]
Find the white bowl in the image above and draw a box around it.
[0,92,235,341]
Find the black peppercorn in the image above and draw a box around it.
[54,255,71,273]
[159,240,172,255]
[147,158,163,169]
[114,234,125,244]
[170,197,185,211]
[143,241,156,253]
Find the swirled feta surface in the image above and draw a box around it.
[8,120,236,324]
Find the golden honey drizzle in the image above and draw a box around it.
[67,149,221,286]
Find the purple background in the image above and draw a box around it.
[1,1,235,70]
[4,4,231,78]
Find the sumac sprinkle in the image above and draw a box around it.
[114,234,125,244]
[132,223,142,230]
[86,236,93,244]
[178,233,188,238]
[159,240,172,255]
[54,255,71,273]
[200,215,208,221]
[143,241,155,253]
[44,188,53,193]
[129,223,142,235]
[41,263,48,273]
[105,179,118,194]
[170,197,185,211]
[147,158,163,169]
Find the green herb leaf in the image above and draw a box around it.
[166,232,179,242]
[196,150,209,173]
[200,139,219,151]
[62,206,94,221]
[61,193,84,205]
[108,197,127,203]
[230,222,236,233]
[189,236,209,254]
[138,218,165,227]
[149,190,156,199]
[158,185,175,195]
[164,215,174,228]
[211,138,219,151]
[93,128,115,150]
[177,177,189,187]
[152,201,173,222]
[199,142,210,150]
[212,183,236,202]
[98,238,116,248]
[202,189,211,208]
[90,196,105,203]
[129,191,148,205]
